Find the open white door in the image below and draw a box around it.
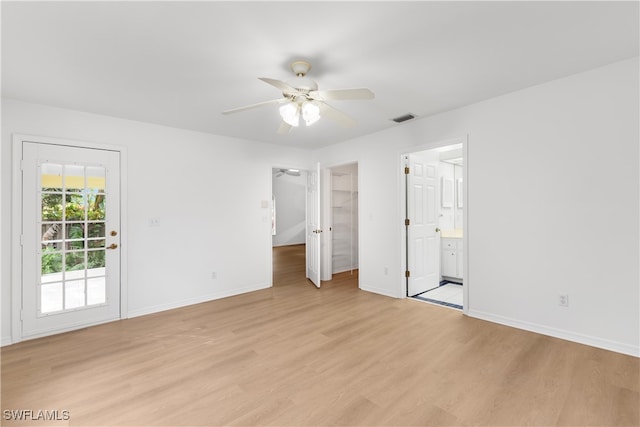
[306,163,321,287]
[406,151,440,296]
[21,141,121,337]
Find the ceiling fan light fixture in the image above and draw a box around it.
[223,60,374,133]
[301,101,320,126]
[279,102,300,127]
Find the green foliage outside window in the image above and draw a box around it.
[41,247,62,274]
[41,190,107,274]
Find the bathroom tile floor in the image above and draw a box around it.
[413,282,463,310]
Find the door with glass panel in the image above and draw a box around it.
[22,142,121,337]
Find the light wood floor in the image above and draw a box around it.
[2,244,638,426]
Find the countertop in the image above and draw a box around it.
[441,229,463,239]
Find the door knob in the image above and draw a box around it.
[110,230,118,236]
[435,228,441,232]
[106,243,118,250]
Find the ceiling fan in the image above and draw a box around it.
[273,168,301,178]
[222,60,374,134]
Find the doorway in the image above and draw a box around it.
[271,167,308,287]
[328,163,359,277]
[271,163,359,289]
[17,138,123,339]
[404,142,465,310]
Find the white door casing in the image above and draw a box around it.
[306,163,321,287]
[21,141,121,337]
[406,151,441,296]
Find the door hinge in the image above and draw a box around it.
[20,235,24,246]
[20,310,24,320]
[405,270,411,278]
[404,166,410,175]
[404,218,410,226]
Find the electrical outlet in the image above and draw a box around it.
[149,217,160,227]
[558,293,569,307]
[212,272,217,280]
[384,266,388,275]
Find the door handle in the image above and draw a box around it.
[435,228,441,233]
[106,243,118,250]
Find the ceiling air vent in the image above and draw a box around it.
[391,113,416,123]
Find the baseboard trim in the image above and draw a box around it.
[360,284,400,299]
[467,309,639,357]
[127,283,271,319]
[1,336,13,347]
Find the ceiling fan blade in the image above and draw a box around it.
[222,98,284,115]
[259,77,297,93]
[318,102,357,127]
[276,121,293,134]
[310,88,374,101]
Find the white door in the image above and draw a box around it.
[22,142,121,337]
[306,163,321,287]
[406,151,440,296]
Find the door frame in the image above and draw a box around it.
[399,135,469,314]
[11,134,129,343]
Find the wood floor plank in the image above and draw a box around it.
[2,244,638,426]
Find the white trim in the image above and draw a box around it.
[1,336,13,347]
[21,316,121,341]
[468,309,640,358]
[359,284,399,299]
[119,145,129,319]
[128,283,270,318]
[461,135,469,315]
[10,134,128,343]
[11,136,23,344]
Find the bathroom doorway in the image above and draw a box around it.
[404,142,465,310]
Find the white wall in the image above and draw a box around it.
[272,171,307,247]
[313,57,639,356]
[1,99,312,344]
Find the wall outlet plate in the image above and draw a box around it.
[558,294,569,307]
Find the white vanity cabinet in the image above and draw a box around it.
[441,237,463,280]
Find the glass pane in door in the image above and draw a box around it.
[38,163,108,315]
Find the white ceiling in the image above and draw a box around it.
[2,1,638,149]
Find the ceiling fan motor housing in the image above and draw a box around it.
[283,60,318,98]
[290,60,311,76]
[285,77,317,96]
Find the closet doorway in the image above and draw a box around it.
[326,163,359,281]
